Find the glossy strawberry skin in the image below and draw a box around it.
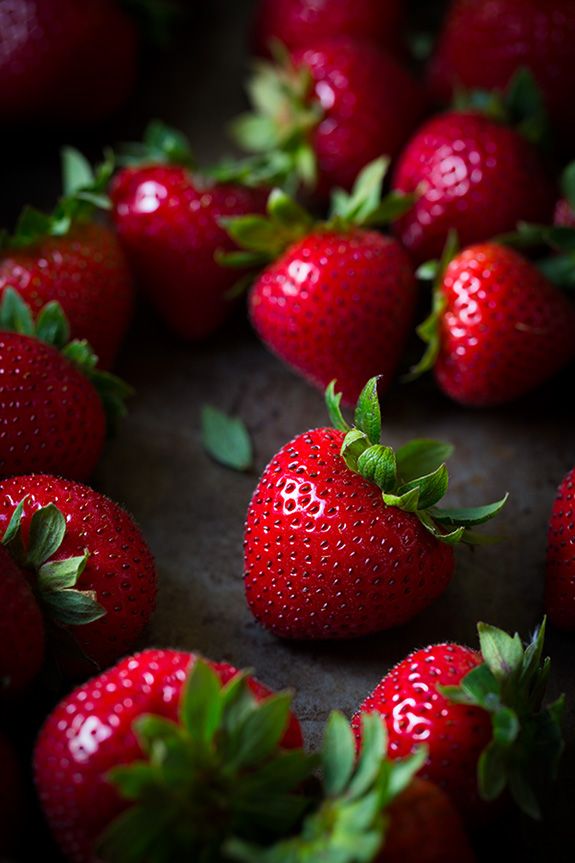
[34,648,304,863]
[0,544,45,695]
[392,112,555,263]
[380,778,476,863]
[434,243,575,407]
[253,0,403,57]
[0,0,137,123]
[546,467,575,630]
[0,731,24,854]
[110,166,268,340]
[250,229,417,405]
[0,475,157,670]
[428,0,575,143]
[352,643,492,822]
[0,223,134,369]
[292,39,426,195]
[244,428,454,640]
[0,333,106,480]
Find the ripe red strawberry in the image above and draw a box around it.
[225,160,417,404]
[0,544,44,696]
[353,621,564,823]
[428,0,575,144]
[0,289,129,479]
[409,241,575,407]
[0,474,157,672]
[546,467,575,630]
[0,731,24,854]
[233,38,425,197]
[252,0,404,58]
[109,122,269,341]
[380,778,475,863]
[0,0,137,123]
[35,650,305,863]
[244,377,506,639]
[392,111,554,263]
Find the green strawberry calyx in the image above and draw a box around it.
[219,157,414,272]
[0,148,115,251]
[404,229,460,380]
[440,619,565,819]
[99,659,318,863]
[454,67,550,147]
[326,376,508,545]
[227,712,427,863]
[1,496,105,628]
[0,288,131,433]
[117,119,196,170]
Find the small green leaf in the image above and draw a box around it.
[132,714,182,758]
[144,120,195,168]
[354,377,382,445]
[416,260,439,281]
[0,287,35,335]
[417,511,465,545]
[346,713,387,799]
[267,188,313,231]
[34,300,71,348]
[329,157,389,225]
[430,494,509,528]
[478,740,509,802]
[201,405,253,472]
[396,463,449,510]
[382,486,420,513]
[229,692,292,771]
[61,147,95,197]
[322,711,356,797]
[458,664,501,709]
[38,552,89,592]
[340,428,369,472]
[179,659,223,744]
[491,707,520,746]
[42,588,106,626]
[478,622,524,680]
[26,503,66,568]
[396,439,454,483]
[385,746,427,800]
[356,445,397,492]
[1,495,28,545]
[325,380,351,432]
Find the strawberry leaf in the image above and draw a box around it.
[202,405,253,472]
[42,588,106,626]
[26,504,66,567]
[322,711,356,797]
[353,377,382,445]
[325,381,351,432]
[396,439,454,482]
[356,446,397,493]
[38,553,89,591]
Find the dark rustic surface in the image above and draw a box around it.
[2,1,574,860]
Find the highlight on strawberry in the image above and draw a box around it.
[353,619,565,824]
[0,474,157,680]
[406,233,575,407]
[0,289,131,480]
[244,376,507,640]
[223,158,417,405]
[34,650,305,863]
[232,38,425,197]
[0,148,134,369]
[108,121,270,341]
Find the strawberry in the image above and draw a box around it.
[546,467,575,630]
[0,149,134,369]
[0,731,24,854]
[408,239,575,407]
[352,620,565,823]
[252,0,404,58]
[35,651,306,863]
[224,159,417,405]
[0,0,137,123]
[428,0,575,144]
[0,544,44,696]
[0,289,129,480]
[0,474,157,672]
[244,377,507,640]
[231,712,474,863]
[392,104,554,263]
[233,38,425,197]
[109,122,269,341]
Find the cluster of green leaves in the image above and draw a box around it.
[441,620,565,819]
[101,658,426,863]
[0,288,131,433]
[118,120,196,170]
[1,496,104,627]
[0,148,114,251]
[326,376,507,545]
[202,405,254,472]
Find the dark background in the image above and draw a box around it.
[2,1,574,860]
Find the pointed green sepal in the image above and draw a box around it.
[325,380,351,432]
[353,377,382,445]
[118,120,196,169]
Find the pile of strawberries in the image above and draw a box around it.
[2,0,575,861]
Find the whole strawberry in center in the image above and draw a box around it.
[225,158,417,405]
[244,377,507,639]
